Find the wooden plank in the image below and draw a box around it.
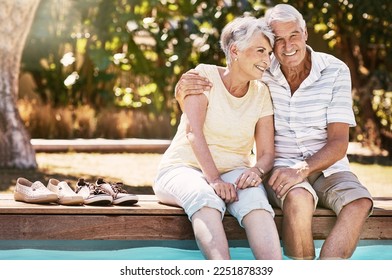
[0,194,186,215]
[0,215,195,240]
[31,139,171,153]
[0,194,391,240]
[360,216,392,239]
[1,214,390,240]
[0,194,390,215]
[0,194,390,214]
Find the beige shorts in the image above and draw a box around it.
[265,168,373,215]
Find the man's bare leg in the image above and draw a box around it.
[281,188,315,259]
[319,198,372,259]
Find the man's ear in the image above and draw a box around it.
[304,28,308,41]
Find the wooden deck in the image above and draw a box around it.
[0,194,391,240]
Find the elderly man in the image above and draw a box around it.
[174,4,373,260]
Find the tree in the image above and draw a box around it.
[22,0,259,127]
[17,0,392,154]
[0,0,41,168]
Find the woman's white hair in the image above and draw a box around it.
[264,4,306,31]
[220,16,274,65]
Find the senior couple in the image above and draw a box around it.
[153,4,373,260]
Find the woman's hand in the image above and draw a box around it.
[235,168,263,189]
[209,178,238,203]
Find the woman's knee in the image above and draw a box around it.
[191,206,224,222]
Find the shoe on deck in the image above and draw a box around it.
[14,177,58,204]
[75,178,113,206]
[47,179,84,206]
[96,178,139,206]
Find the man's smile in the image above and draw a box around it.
[283,50,297,56]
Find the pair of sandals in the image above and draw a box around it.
[76,178,139,206]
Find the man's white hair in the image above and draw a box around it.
[265,4,306,31]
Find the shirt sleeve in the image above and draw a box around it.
[327,63,356,127]
[259,83,274,118]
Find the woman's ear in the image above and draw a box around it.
[230,44,239,61]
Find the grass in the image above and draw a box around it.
[349,162,392,197]
[1,152,392,197]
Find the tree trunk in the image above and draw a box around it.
[0,0,41,168]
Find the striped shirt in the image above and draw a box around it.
[262,46,356,176]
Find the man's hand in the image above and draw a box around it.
[175,70,212,103]
[268,161,309,198]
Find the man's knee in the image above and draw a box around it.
[343,197,373,215]
[283,188,314,218]
[284,188,314,207]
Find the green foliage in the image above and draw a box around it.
[22,0,266,122]
[21,0,392,148]
[373,89,392,131]
[288,0,392,71]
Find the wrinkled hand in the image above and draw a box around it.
[176,70,212,101]
[235,168,262,189]
[210,178,238,203]
[268,166,308,198]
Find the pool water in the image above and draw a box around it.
[0,240,391,260]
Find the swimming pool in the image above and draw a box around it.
[1,240,391,260]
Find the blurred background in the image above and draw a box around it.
[0,0,391,187]
[17,0,392,145]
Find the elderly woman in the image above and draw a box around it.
[153,16,281,260]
